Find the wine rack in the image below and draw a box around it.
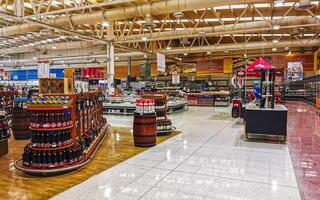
[14,91,110,176]
[143,92,173,136]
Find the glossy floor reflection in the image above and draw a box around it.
[0,127,178,200]
[286,101,320,200]
[52,106,301,200]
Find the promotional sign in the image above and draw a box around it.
[38,62,50,78]
[271,55,314,71]
[196,60,223,75]
[82,67,105,78]
[172,73,180,84]
[287,62,303,81]
[157,53,166,72]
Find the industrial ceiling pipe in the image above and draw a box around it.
[165,38,320,54]
[0,0,272,37]
[119,16,319,43]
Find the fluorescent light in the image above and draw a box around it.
[143,54,148,58]
[243,53,247,57]
[33,57,37,60]
[166,46,171,50]
[52,46,57,49]
[274,0,285,7]
[272,48,277,51]
[183,53,188,56]
[60,36,66,39]
[288,51,292,55]
[115,56,119,60]
[273,25,280,30]
[174,57,182,61]
[141,36,148,41]
[272,39,278,43]
[101,22,110,27]
[224,50,229,53]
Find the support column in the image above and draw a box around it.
[106,22,114,96]
[127,56,131,88]
[106,42,115,96]
[14,0,24,17]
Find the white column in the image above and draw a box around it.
[106,22,114,96]
[107,41,115,95]
[14,0,24,17]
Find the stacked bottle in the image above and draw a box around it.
[29,96,70,105]
[0,115,9,140]
[30,110,72,129]
[135,99,155,115]
[22,144,83,168]
[31,130,72,148]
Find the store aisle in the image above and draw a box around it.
[52,107,300,200]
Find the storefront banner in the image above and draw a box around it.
[157,53,166,72]
[287,62,303,81]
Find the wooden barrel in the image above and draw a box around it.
[133,113,157,147]
[12,108,31,140]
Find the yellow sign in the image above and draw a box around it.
[223,59,233,74]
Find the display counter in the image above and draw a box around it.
[103,100,187,115]
[245,104,287,142]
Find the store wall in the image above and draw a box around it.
[114,65,140,78]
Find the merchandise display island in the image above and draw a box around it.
[103,100,187,115]
[245,104,288,142]
[14,91,110,176]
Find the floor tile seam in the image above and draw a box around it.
[137,119,236,200]
[172,169,299,189]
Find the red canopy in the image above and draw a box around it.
[238,57,275,77]
[245,57,275,72]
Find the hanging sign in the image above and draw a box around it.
[287,62,303,81]
[157,53,166,72]
[38,62,50,78]
[172,73,180,84]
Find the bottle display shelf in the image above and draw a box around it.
[26,105,72,111]
[29,125,73,131]
[15,91,109,176]
[28,143,74,151]
[14,124,110,176]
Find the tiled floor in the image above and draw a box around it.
[286,101,320,200]
[52,106,301,200]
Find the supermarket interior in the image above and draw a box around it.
[0,0,320,200]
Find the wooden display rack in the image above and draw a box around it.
[14,91,110,176]
[143,92,174,136]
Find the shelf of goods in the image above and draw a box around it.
[12,97,31,140]
[14,91,110,176]
[186,91,230,107]
[0,115,10,157]
[0,91,17,120]
[143,92,174,136]
[103,99,187,115]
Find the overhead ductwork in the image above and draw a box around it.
[165,38,320,54]
[118,16,319,44]
[295,0,316,10]
[0,0,272,37]
[144,13,156,29]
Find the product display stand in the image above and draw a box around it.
[133,99,157,147]
[0,115,10,157]
[14,91,110,176]
[0,91,17,121]
[143,92,174,136]
[12,97,30,140]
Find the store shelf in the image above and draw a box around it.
[29,124,73,131]
[28,142,74,151]
[26,105,71,111]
